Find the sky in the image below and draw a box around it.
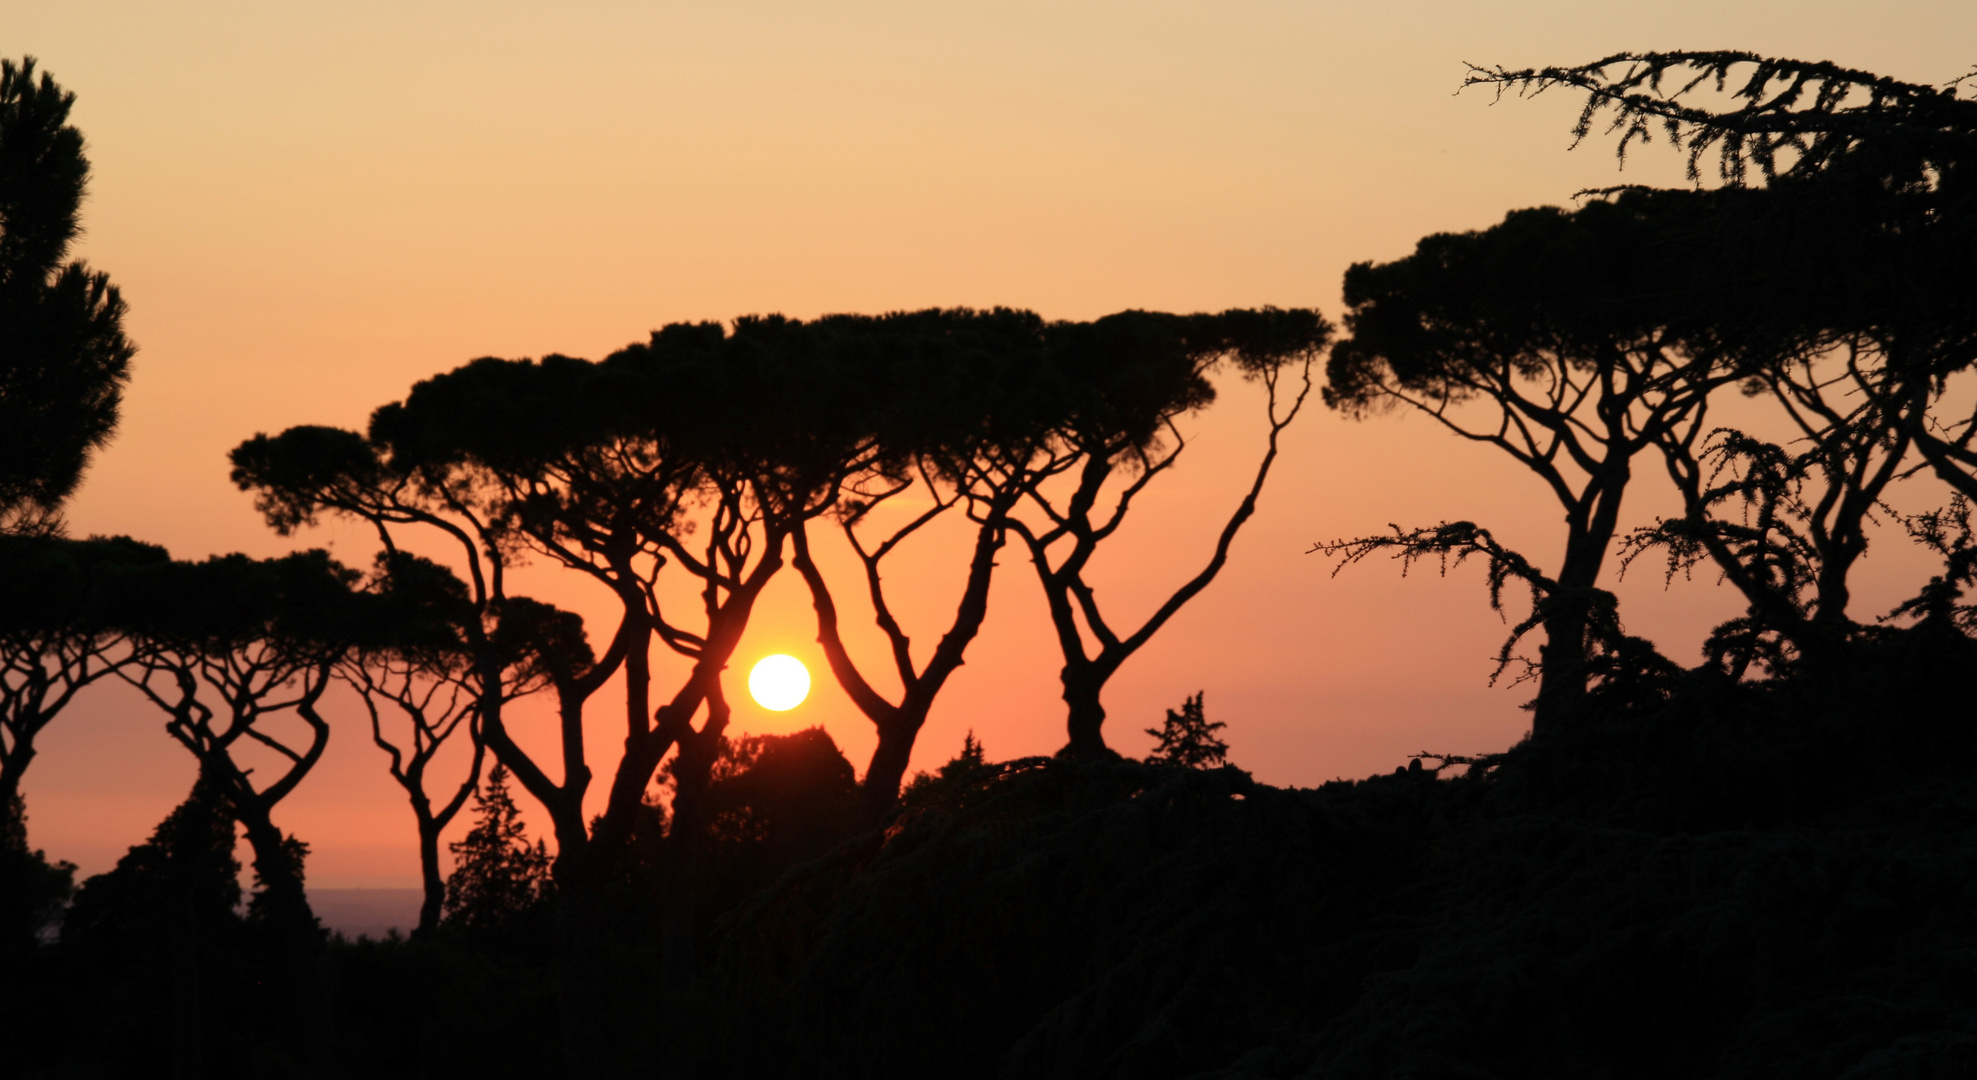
[11,1,1975,887]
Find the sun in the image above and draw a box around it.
[747,654,811,711]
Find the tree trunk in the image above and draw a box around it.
[859,709,926,827]
[415,819,444,937]
[1531,519,1613,736]
[1813,543,1860,632]
[231,802,330,1075]
[236,809,315,937]
[1059,668,1111,759]
[0,738,33,845]
[1533,605,1589,735]
[660,730,719,993]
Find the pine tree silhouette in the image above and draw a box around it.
[441,763,549,933]
[1144,692,1228,769]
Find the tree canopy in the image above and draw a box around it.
[0,57,133,533]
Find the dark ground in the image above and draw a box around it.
[3,622,1973,1078]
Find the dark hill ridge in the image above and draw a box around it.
[5,628,1970,1078]
[704,629,1977,1079]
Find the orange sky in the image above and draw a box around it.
[13,2,1974,886]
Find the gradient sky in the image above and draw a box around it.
[11,2,1974,886]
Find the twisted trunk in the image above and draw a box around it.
[1531,461,1629,735]
[1059,665,1113,761]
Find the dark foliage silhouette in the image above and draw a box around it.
[1143,691,1228,769]
[898,730,992,809]
[705,612,1977,1079]
[689,728,862,920]
[443,763,552,936]
[57,766,249,1077]
[0,58,133,536]
[0,793,72,954]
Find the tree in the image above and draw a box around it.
[789,308,1073,821]
[898,730,992,809]
[693,728,860,898]
[231,320,886,1074]
[60,765,243,1078]
[442,763,551,936]
[228,422,606,874]
[1325,192,1756,728]
[230,416,628,1077]
[0,534,165,838]
[1143,692,1228,769]
[1623,408,1914,677]
[363,325,890,1005]
[0,57,134,535]
[115,551,361,937]
[1465,51,1977,672]
[0,791,74,959]
[1011,308,1327,756]
[339,551,555,937]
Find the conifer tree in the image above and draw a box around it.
[0,791,74,954]
[898,731,1002,811]
[442,763,549,934]
[0,57,134,535]
[1143,692,1228,769]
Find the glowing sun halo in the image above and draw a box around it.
[748,654,811,711]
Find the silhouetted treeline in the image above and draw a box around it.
[8,613,1972,1077]
[3,48,1976,1080]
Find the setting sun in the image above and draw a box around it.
[747,654,811,712]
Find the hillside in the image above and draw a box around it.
[703,625,1977,1079]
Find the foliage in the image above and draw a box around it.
[0,57,134,534]
[898,730,993,808]
[1143,692,1229,769]
[442,764,551,935]
[1462,50,1977,185]
[40,768,262,1075]
[679,727,865,923]
[5,46,1973,1079]
[1318,520,1679,703]
[63,765,244,950]
[1885,495,1977,634]
[699,729,860,850]
[0,794,73,955]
